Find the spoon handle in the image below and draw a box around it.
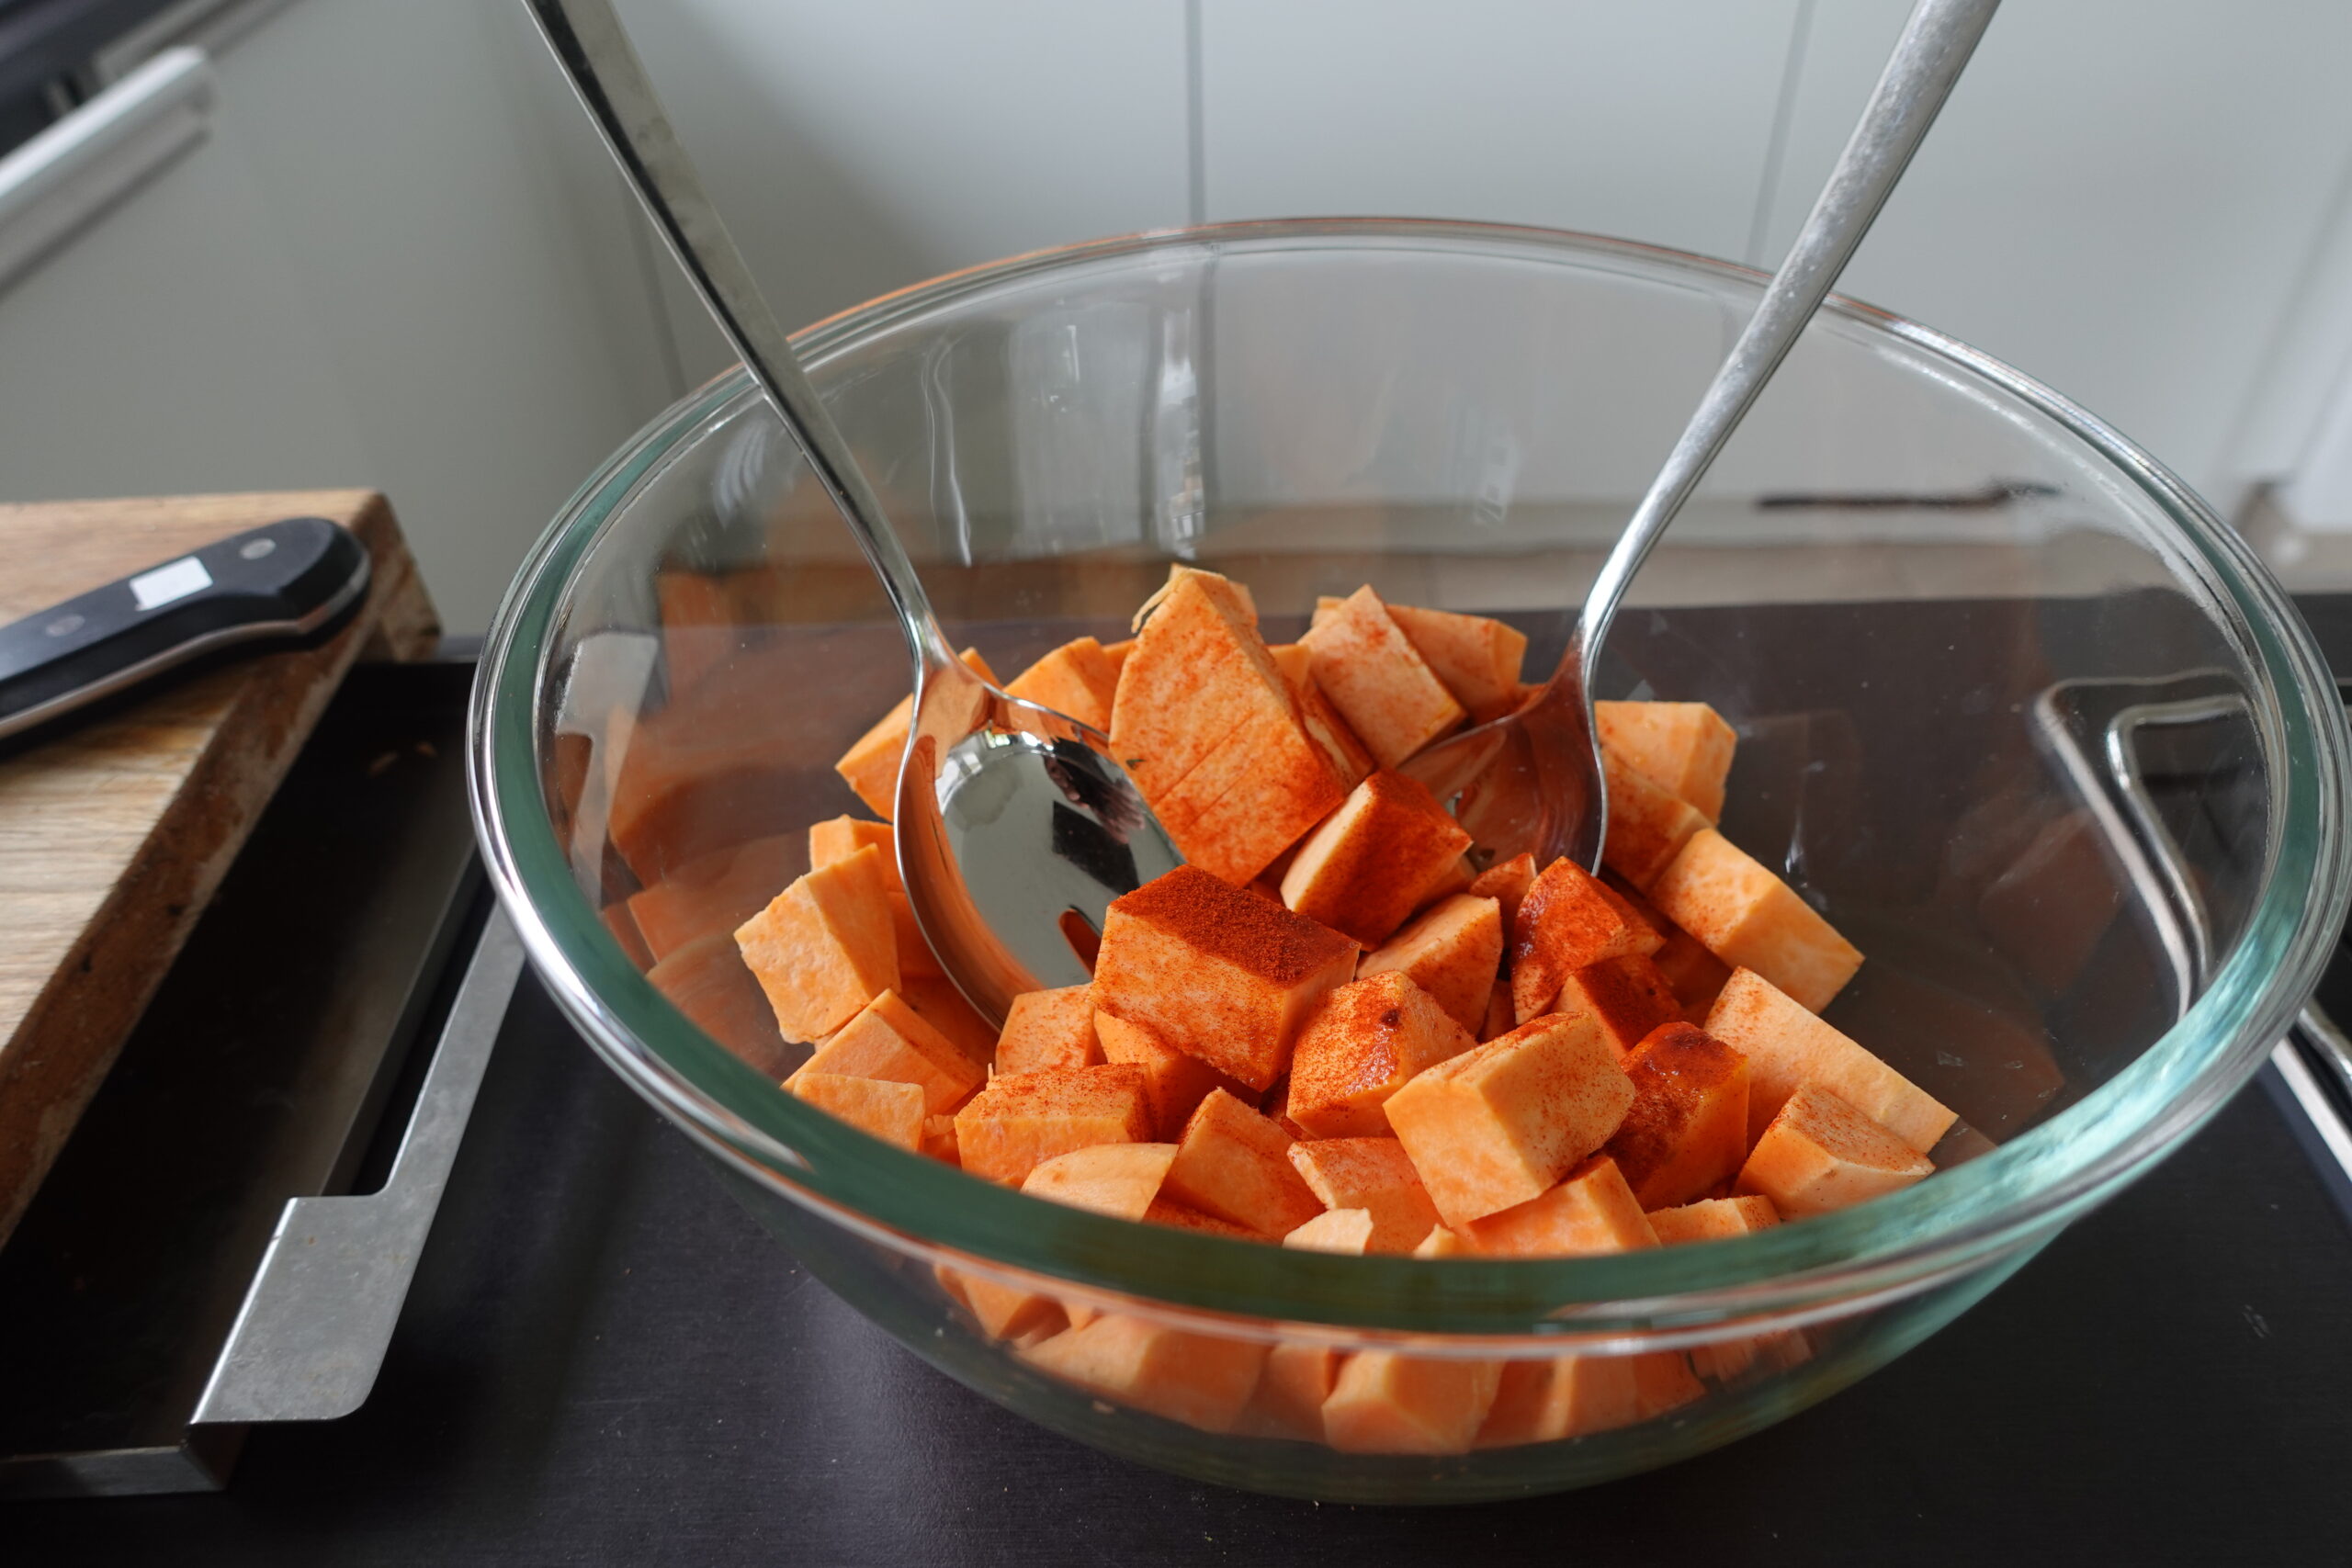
[524,0,957,672]
[1571,0,2000,690]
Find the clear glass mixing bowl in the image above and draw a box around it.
[469,221,2351,1502]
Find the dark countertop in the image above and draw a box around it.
[14,969,2348,1567]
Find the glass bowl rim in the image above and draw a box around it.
[469,217,2352,1339]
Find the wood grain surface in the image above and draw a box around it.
[0,491,437,1247]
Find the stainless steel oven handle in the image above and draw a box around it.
[193,907,524,1426]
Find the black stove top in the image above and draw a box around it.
[8,604,2352,1564]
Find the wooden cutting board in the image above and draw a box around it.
[0,491,437,1248]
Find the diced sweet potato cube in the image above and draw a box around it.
[1555,953,1683,1058]
[1140,1198,1260,1238]
[921,1113,960,1165]
[1510,858,1664,1023]
[808,816,937,979]
[1092,864,1358,1092]
[1286,972,1478,1138]
[787,989,985,1114]
[735,844,899,1041]
[1322,1352,1503,1455]
[938,1266,1065,1343]
[1287,1138,1442,1255]
[1600,1023,1751,1209]
[1150,697,1353,884]
[1283,1208,1375,1254]
[1467,852,1538,931]
[1600,746,1710,891]
[1706,968,1955,1150]
[1647,1193,1781,1245]
[835,648,998,820]
[1359,895,1503,1035]
[1737,1082,1934,1216]
[1093,1011,1233,1139]
[952,1065,1154,1185]
[1280,772,1473,947]
[1162,1089,1326,1237]
[1109,567,1286,801]
[1595,700,1737,822]
[1651,829,1863,1012]
[789,1072,925,1150]
[645,931,793,1078]
[1385,1011,1636,1227]
[1005,636,1121,732]
[1023,1314,1268,1432]
[1250,1343,1342,1439]
[1476,1353,1688,1446]
[1385,603,1529,723]
[1463,1156,1657,1256]
[1021,1142,1179,1221]
[898,973,998,1066]
[995,984,1103,1075]
[1299,586,1467,768]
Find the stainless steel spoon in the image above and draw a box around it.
[1404,0,2002,870]
[525,0,1179,1023]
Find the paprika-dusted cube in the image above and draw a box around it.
[1288,1137,1442,1255]
[1555,953,1683,1058]
[1162,1089,1326,1238]
[1286,972,1478,1138]
[1595,700,1737,822]
[1706,968,1955,1151]
[1510,857,1664,1023]
[1385,1010,1636,1227]
[1149,697,1355,884]
[788,1072,925,1151]
[1385,602,1529,723]
[1323,1352,1503,1455]
[1467,851,1538,931]
[1092,864,1358,1092]
[1463,1156,1658,1257]
[1004,636,1122,732]
[735,843,899,1042]
[1600,746,1710,891]
[1021,1141,1179,1221]
[1358,893,1504,1034]
[628,832,798,963]
[1280,772,1473,947]
[834,648,998,820]
[1022,1314,1269,1434]
[808,816,937,980]
[994,984,1103,1076]
[1093,1011,1232,1139]
[1652,829,1863,1012]
[1107,566,1282,802]
[1647,1192,1781,1245]
[1298,586,1467,768]
[952,1064,1153,1185]
[1600,1023,1752,1210]
[1737,1081,1934,1216]
[1283,1208,1376,1254]
[787,989,985,1114]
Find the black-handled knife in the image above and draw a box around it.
[0,516,371,741]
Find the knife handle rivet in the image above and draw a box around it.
[240,538,276,560]
[44,615,84,637]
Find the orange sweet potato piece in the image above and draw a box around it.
[1467,852,1538,931]
[1385,1010,1636,1228]
[1102,637,1136,681]
[1149,696,1354,884]
[1093,1011,1233,1139]
[1481,979,1515,1042]
[1737,1081,1934,1216]
[1250,1343,1343,1439]
[1283,1208,1376,1254]
[1280,772,1473,947]
[789,1072,925,1151]
[835,648,998,821]
[1287,1137,1442,1254]
[1023,1314,1268,1433]
[606,647,816,882]
[1706,968,1954,1151]
[1646,1193,1781,1245]
[1510,858,1664,1023]
[1651,829,1863,1012]
[1004,636,1121,732]
[1600,1023,1751,1209]
[995,984,1103,1075]
[1322,1352,1503,1455]
[1359,896,1504,1037]
[939,1266,1065,1343]
[645,930,793,1078]
[1092,864,1359,1092]
[1298,586,1467,768]
[952,1064,1154,1185]
[1162,1089,1326,1237]
[898,973,998,1066]
[787,989,985,1114]
[1385,603,1529,723]
[1555,953,1683,1058]
[808,816,937,980]
[1109,567,1281,798]
[629,833,802,964]
[1595,700,1737,822]
[735,843,899,1042]
[1463,1156,1658,1256]
[1600,746,1710,891]
[1021,1141,1179,1220]
[1286,972,1479,1138]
